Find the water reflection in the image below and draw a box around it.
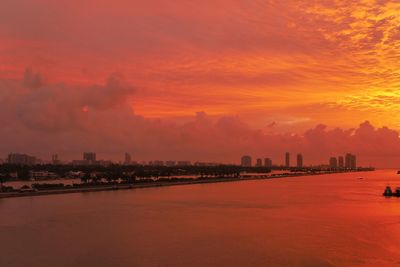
[1,170,400,266]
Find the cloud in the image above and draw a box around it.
[1,71,400,167]
[3,69,136,132]
[1,0,400,130]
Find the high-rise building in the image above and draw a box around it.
[83,152,96,163]
[264,158,272,168]
[352,154,357,169]
[241,155,252,167]
[256,158,262,167]
[329,157,338,169]
[345,153,357,169]
[285,152,290,167]
[7,153,37,165]
[296,154,303,168]
[124,153,131,165]
[52,154,60,165]
[338,156,344,168]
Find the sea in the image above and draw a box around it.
[1,169,400,266]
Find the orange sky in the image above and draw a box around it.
[1,0,400,165]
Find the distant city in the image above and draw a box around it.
[0,151,372,195]
[3,151,358,170]
[3,152,208,167]
[240,152,357,170]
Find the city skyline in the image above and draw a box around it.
[4,151,363,168]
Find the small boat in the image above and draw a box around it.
[395,187,400,197]
[383,186,393,197]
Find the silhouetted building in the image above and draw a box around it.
[256,158,262,167]
[96,160,112,167]
[72,160,89,166]
[264,158,272,168]
[285,152,290,167]
[297,154,303,168]
[338,156,344,168]
[124,153,131,165]
[329,157,338,169]
[177,161,191,166]
[345,153,357,169]
[241,155,252,167]
[30,171,58,180]
[195,162,219,166]
[52,154,60,165]
[83,152,96,163]
[166,161,176,167]
[7,153,37,165]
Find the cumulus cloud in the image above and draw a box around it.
[6,69,136,132]
[1,70,400,167]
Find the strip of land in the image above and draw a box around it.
[0,170,372,199]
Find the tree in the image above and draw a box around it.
[81,172,91,184]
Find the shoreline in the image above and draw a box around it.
[0,170,373,199]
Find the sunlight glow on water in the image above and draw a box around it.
[1,170,400,266]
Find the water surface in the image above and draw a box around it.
[1,170,400,266]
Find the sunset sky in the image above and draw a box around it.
[1,0,400,167]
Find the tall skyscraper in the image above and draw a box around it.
[264,158,272,168]
[329,157,338,169]
[241,155,252,167]
[256,158,262,167]
[285,152,290,167]
[345,153,357,169]
[338,156,344,168]
[296,154,303,168]
[83,152,96,163]
[124,153,131,165]
[352,154,357,169]
[52,154,60,165]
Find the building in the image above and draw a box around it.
[96,160,112,167]
[285,152,290,168]
[177,161,191,166]
[241,155,252,167]
[338,156,344,168]
[165,161,176,167]
[71,160,90,166]
[150,160,164,166]
[194,162,219,166]
[7,153,37,165]
[352,154,357,169]
[52,154,60,165]
[83,152,96,163]
[30,171,58,180]
[264,158,272,168]
[329,157,338,169]
[296,154,303,168]
[345,153,357,169]
[124,153,132,165]
[256,158,262,167]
